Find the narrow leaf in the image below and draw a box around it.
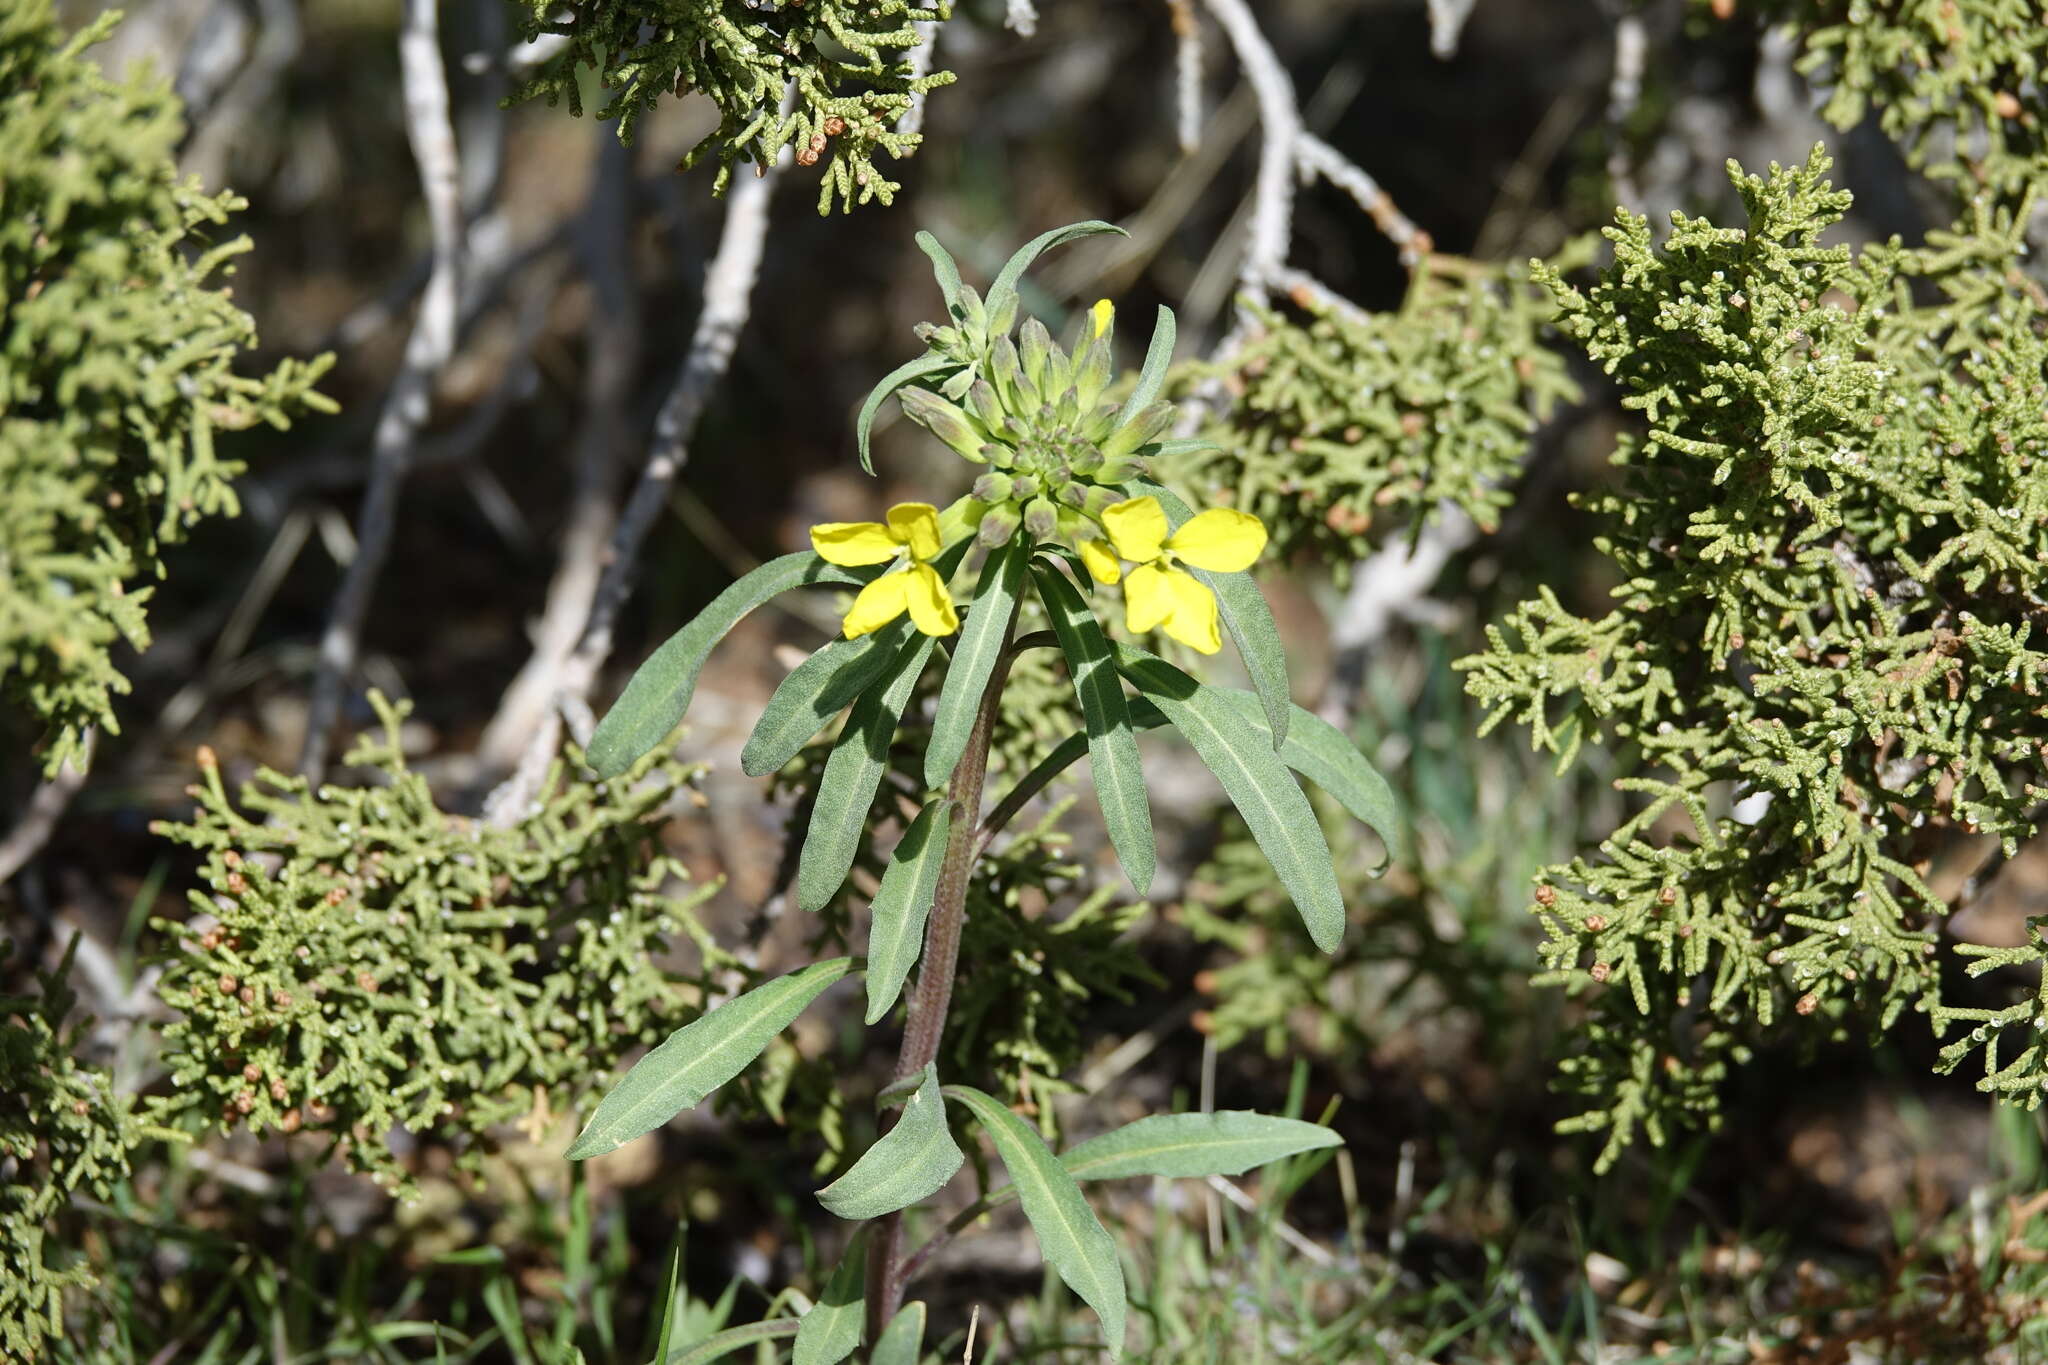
[741,624,912,778]
[817,1067,964,1220]
[1127,692,1400,867]
[864,798,952,1025]
[798,634,935,911]
[1137,436,1222,457]
[1115,645,1345,952]
[568,959,854,1159]
[869,1302,927,1365]
[588,553,863,778]
[945,1085,1126,1358]
[665,1320,799,1365]
[857,352,955,476]
[985,221,1129,324]
[1128,478,1290,749]
[927,538,1027,788]
[791,1229,867,1365]
[914,230,964,314]
[1061,1111,1341,1182]
[1113,305,1176,430]
[1031,562,1155,895]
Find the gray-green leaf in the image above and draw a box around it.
[864,798,953,1025]
[1061,1111,1341,1182]
[914,230,964,314]
[588,552,863,778]
[870,1302,927,1365]
[857,352,955,476]
[985,221,1129,326]
[945,1085,1126,1359]
[1031,561,1155,895]
[798,634,935,911]
[817,1066,963,1220]
[741,623,912,779]
[1128,478,1290,750]
[791,1228,867,1365]
[567,959,854,1159]
[927,537,1027,788]
[1115,645,1345,952]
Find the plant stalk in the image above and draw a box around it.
[863,608,1020,1345]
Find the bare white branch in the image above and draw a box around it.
[0,733,93,886]
[1426,0,1481,60]
[299,0,464,781]
[1296,132,1432,266]
[1201,0,1298,308]
[1168,0,1204,154]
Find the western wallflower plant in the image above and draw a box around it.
[568,223,1398,1359]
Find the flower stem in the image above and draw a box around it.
[864,608,1020,1344]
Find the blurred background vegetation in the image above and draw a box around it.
[5,0,2048,1360]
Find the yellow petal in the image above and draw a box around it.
[1091,299,1115,338]
[1166,507,1268,574]
[887,502,944,562]
[812,521,901,566]
[842,571,911,638]
[1124,561,1175,636]
[903,562,959,636]
[1078,538,1123,586]
[1157,569,1222,654]
[1101,496,1168,563]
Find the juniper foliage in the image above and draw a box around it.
[1,939,135,1360]
[503,0,955,215]
[1459,146,2048,1169]
[1184,257,1580,574]
[147,695,724,1187]
[0,0,332,775]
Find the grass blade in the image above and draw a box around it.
[568,959,854,1159]
[664,1319,800,1365]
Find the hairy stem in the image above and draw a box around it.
[864,604,1020,1343]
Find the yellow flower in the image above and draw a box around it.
[810,502,960,638]
[1081,496,1267,654]
[1090,298,1114,338]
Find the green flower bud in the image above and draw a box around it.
[1074,333,1112,409]
[989,336,1034,416]
[1018,317,1054,394]
[985,287,1019,342]
[972,472,1014,503]
[1010,473,1040,499]
[1022,498,1059,540]
[978,442,1013,467]
[1092,453,1152,484]
[976,501,1022,548]
[1100,400,1177,459]
[899,386,990,462]
[966,378,1004,428]
[1055,481,1089,509]
[956,284,987,338]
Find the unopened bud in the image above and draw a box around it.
[984,288,1019,343]
[1022,499,1059,540]
[1101,401,1177,459]
[989,336,1031,413]
[977,503,1022,548]
[1018,318,1054,393]
[1073,334,1112,409]
[898,387,988,462]
[955,284,987,337]
[972,472,1014,503]
[965,378,1004,428]
[1010,474,1040,500]
[1092,454,1151,485]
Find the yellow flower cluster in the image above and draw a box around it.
[810,496,1266,655]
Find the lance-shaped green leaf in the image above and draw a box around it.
[914,229,963,314]
[568,959,854,1159]
[798,634,935,911]
[791,1227,867,1365]
[864,797,952,1024]
[945,1084,1126,1359]
[1031,561,1155,895]
[817,1066,963,1220]
[927,537,1028,788]
[1112,305,1176,433]
[666,1320,800,1365]
[985,220,1128,326]
[1115,645,1345,952]
[870,1302,927,1365]
[857,352,954,476]
[588,552,864,778]
[1128,478,1290,750]
[1061,1111,1341,1182]
[1128,692,1401,868]
[742,623,913,778]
